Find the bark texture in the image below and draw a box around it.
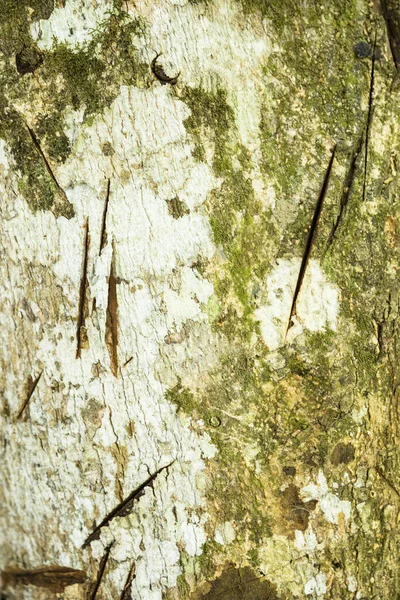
[1,0,400,599]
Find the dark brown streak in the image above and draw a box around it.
[151,53,180,85]
[87,543,113,600]
[380,0,400,71]
[25,124,62,190]
[286,145,337,336]
[119,563,136,600]
[325,132,364,251]
[376,466,400,499]
[105,247,118,376]
[76,219,90,359]
[1,566,86,593]
[362,31,376,203]
[16,371,43,419]
[82,461,174,549]
[99,179,111,254]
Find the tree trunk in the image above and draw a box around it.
[1,0,400,598]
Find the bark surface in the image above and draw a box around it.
[1,1,400,599]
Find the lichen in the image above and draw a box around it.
[0,2,148,216]
[175,1,399,594]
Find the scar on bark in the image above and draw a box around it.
[362,31,376,203]
[286,145,336,337]
[16,371,43,419]
[25,124,64,191]
[151,53,180,85]
[1,566,86,593]
[87,543,113,600]
[380,0,400,71]
[99,179,111,254]
[82,462,174,548]
[105,246,119,376]
[76,219,90,359]
[325,132,364,251]
[119,563,136,600]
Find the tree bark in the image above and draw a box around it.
[1,1,400,599]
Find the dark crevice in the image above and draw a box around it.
[286,145,336,336]
[82,462,174,548]
[1,566,86,593]
[325,132,364,251]
[380,0,400,70]
[25,124,63,190]
[87,543,113,600]
[76,219,90,359]
[105,247,118,376]
[16,371,43,419]
[119,563,136,600]
[99,179,111,254]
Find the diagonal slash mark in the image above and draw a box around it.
[16,371,43,419]
[82,461,174,548]
[25,124,64,190]
[286,145,336,337]
[87,543,113,600]
[325,131,364,252]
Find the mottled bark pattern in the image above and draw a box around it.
[1,1,400,599]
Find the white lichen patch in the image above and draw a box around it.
[294,528,319,552]
[0,58,221,600]
[31,0,113,49]
[301,471,351,525]
[255,258,340,351]
[214,521,236,545]
[304,572,327,597]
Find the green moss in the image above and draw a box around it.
[0,0,54,57]
[165,379,197,414]
[0,4,148,216]
[182,86,277,341]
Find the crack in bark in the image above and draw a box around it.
[76,219,90,359]
[1,566,86,593]
[99,179,111,254]
[286,145,336,336]
[380,0,400,70]
[362,32,376,203]
[119,563,136,600]
[87,543,113,600]
[82,462,174,548]
[25,124,64,191]
[325,132,364,251]
[16,371,43,419]
[105,247,119,376]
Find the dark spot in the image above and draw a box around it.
[151,53,180,85]
[283,466,296,477]
[280,484,317,532]
[165,197,190,219]
[16,45,43,75]
[201,565,282,600]
[102,142,115,156]
[354,41,372,59]
[330,442,355,465]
